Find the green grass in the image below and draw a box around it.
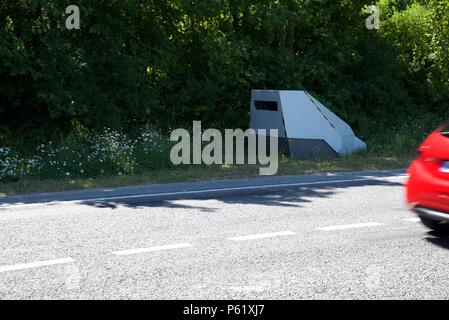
[0,152,412,196]
[3,116,437,196]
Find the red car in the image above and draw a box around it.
[406,120,449,233]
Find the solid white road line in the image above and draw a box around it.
[112,243,193,256]
[0,175,407,209]
[229,231,297,242]
[317,222,384,231]
[404,218,421,223]
[0,257,75,273]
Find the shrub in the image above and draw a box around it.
[0,126,175,181]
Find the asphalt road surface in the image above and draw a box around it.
[1,169,448,300]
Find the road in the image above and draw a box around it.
[1,169,448,300]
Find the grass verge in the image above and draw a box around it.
[0,153,412,196]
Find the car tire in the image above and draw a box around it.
[420,216,449,234]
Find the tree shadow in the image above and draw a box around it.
[0,170,405,214]
[87,199,220,212]
[80,179,403,213]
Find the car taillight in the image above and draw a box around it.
[440,161,449,173]
[421,158,449,175]
[420,156,443,174]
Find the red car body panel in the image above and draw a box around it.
[406,125,449,214]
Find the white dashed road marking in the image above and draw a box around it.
[404,218,421,223]
[0,257,75,273]
[229,231,297,242]
[317,222,384,231]
[112,243,193,256]
[0,218,423,275]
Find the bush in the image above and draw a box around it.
[0,126,175,181]
[1,1,448,138]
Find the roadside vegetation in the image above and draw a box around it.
[0,114,443,195]
[1,0,448,194]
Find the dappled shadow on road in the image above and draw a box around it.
[87,199,219,212]
[80,179,403,212]
[424,231,449,250]
[0,170,405,214]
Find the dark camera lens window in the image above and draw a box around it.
[255,100,278,112]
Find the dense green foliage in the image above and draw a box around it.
[0,0,448,145]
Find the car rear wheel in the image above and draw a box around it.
[420,216,449,234]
